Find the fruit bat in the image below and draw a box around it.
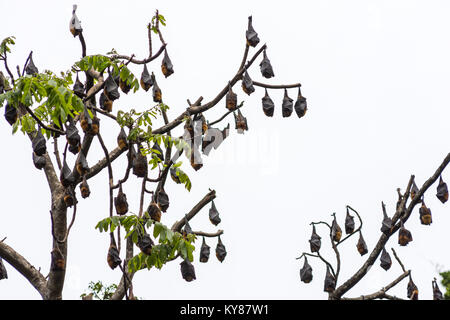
[68,142,81,155]
[32,129,47,156]
[4,103,18,125]
[323,266,336,293]
[294,87,307,118]
[410,180,419,201]
[104,75,120,101]
[107,243,122,270]
[245,16,260,47]
[69,4,82,37]
[331,216,342,243]
[90,115,100,135]
[66,121,80,147]
[282,89,293,118]
[75,151,89,176]
[199,237,210,263]
[436,175,448,204]
[419,200,432,225]
[32,151,46,170]
[380,247,392,271]
[147,201,161,222]
[63,189,75,208]
[398,221,412,246]
[156,188,169,212]
[117,127,128,150]
[209,200,221,226]
[80,105,92,133]
[261,89,274,117]
[60,159,75,187]
[344,208,355,234]
[137,233,154,255]
[152,79,162,103]
[99,92,113,113]
[0,257,7,280]
[73,74,85,98]
[79,176,90,199]
[25,53,39,75]
[225,82,237,111]
[234,109,248,134]
[50,248,65,271]
[132,147,148,178]
[407,277,418,300]
[183,216,193,237]
[309,225,321,253]
[119,78,131,94]
[114,184,129,215]
[380,201,392,235]
[170,167,181,184]
[300,257,313,283]
[216,236,227,263]
[259,49,274,79]
[432,279,444,300]
[356,232,368,256]
[161,49,174,78]
[180,259,196,282]
[152,141,164,162]
[140,65,154,91]
[241,69,255,95]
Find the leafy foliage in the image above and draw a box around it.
[0,70,84,136]
[440,271,450,300]
[95,215,196,273]
[80,281,118,300]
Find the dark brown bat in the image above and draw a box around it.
[282,89,293,118]
[356,232,368,256]
[32,152,46,170]
[215,236,227,263]
[209,200,221,226]
[104,75,120,101]
[241,69,255,95]
[344,208,355,234]
[294,87,307,118]
[180,259,196,282]
[137,233,154,255]
[73,74,85,98]
[380,247,392,271]
[300,257,313,283]
[4,103,17,125]
[140,65,154,91]
[117,127,128,150]
[32,129,47,156]
[245,16,260,47]
[114,184,129,215]
[436,175,448,204]
[161,49,174,78]
[419,200,432,225]
[309,225,321,253]
[199,237,210,263]
[261,89,274,117]
[259,49,274,79]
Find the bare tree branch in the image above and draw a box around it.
[0,241,47,299]
[171,189,216,232]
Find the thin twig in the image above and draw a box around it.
[252,81,301,90]
[208,101,244,126]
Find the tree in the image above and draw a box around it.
[297,154,449,300]
[0,5,307,300]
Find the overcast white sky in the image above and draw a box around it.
[1,0,450,300]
